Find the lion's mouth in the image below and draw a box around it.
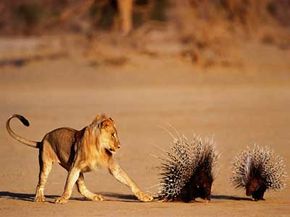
[106,148,116,154]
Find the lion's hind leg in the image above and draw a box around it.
[35,141,55,202]
[35,158,53,202]
[77,173,104,201]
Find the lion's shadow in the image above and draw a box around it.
[0,191,54,202]
[0,191,138,203]
[0,191,252,203]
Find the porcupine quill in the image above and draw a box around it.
[157,133,218,202]
[231,145,287,200]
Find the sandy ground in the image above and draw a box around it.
[0,36,290,217]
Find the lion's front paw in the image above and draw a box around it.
[92,194,104,201]
[34,195,45,202]
[135,191,153,202]
[55,197,68,204]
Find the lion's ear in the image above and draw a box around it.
[92,114,101,123]
[92,113,107,124]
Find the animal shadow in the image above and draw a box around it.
[0,191,138,203]
[0,191,54,202]
[0,191,84,203]
[211,194,252,201]
[99,192,138,202]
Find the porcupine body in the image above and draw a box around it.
[231,145,287,201]
[158,134,218,202]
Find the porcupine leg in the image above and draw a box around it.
[179,183,193,202]
[252,185,267,201]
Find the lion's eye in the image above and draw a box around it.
[112,133,116,138]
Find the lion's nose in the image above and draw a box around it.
[117,144,121,149]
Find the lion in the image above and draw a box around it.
[6,114,153,204]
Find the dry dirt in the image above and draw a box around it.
[0,35,290,217]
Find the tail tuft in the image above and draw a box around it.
[15,114,30,127]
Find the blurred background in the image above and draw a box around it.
[0,0,289,68]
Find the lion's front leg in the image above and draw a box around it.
[77,173,104,201]
[108,160,153,202]
[55,167,80,204]
[134,190,154,202]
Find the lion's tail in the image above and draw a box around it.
[6,114,39,148]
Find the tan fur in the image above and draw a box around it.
[6,114,153,204]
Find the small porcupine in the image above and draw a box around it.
[231,145,287,201]
[157,134,218,202]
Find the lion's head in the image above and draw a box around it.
[86,114,120,154]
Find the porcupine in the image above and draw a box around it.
[157,134,218,202]
[231,145,287,201]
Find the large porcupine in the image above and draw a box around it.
[157,134,218,202]
[231,145,287,201]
